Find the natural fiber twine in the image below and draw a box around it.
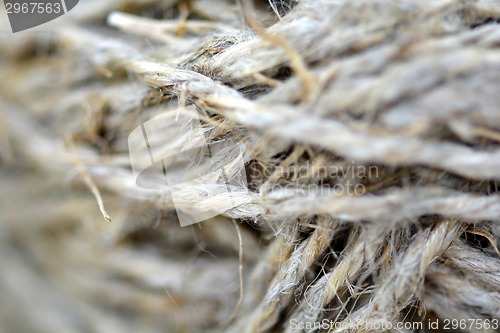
[1,0,500,332]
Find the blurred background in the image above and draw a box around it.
[0,1,266,332]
